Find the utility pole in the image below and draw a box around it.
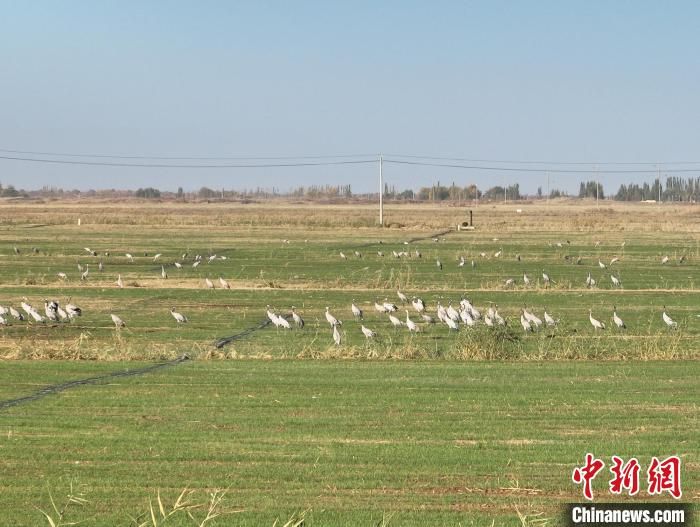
[657,164,662,203]
[379,154,384,226]
[595,165,599,208]
[546,171,550,204]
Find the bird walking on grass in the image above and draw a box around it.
[116,274,124,288]
[218,277,230,289]
[161,265,167,279]
[205,278,214,289]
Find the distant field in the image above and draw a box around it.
[0,199,697,525]
[0,199,697,360]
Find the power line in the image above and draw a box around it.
[387,153,700,166]
[383,159,700,174]
[0,148,377,161]
[0,155,377,169]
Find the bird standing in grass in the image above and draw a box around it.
[325,307,341,327]
[436,259,443,270]
[161,266,167,279]
[361,325,376,338]
[662,307,677,328]
[612,307,626,329]
[116,274,124,288]
[111,314,126,328]
[205,278,214,289]
[544,310,557,327]
[218,277,230,289]
[332,324,341,346]
[589,310,605,330]
[171,308,188,323]
[351,301,363,319]
[405,311,420,332]
[291,307,304,328]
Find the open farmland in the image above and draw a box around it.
[0,199,698,525]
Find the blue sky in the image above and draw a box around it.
[1,1,699,193]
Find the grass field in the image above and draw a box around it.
[0,198,698,525]
[1,360,698,526]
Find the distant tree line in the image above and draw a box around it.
[614,177,700,202]
[1,177,699,203]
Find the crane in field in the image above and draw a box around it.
[171,308,188,323]
[589,310,605,330]
[662,307,677,329]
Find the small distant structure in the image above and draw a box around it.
[457,210,475,231]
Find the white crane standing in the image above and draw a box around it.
[544,310,557,327]
[405,311,420,332]
[612,307,626,329]
[361,325,376,339]
[388,313,403,329]
[80,264,89,281]
[397,290,408,304]
[332,324,342,346]
[411,297,426,313]
[351,302,363,319]
[161,266,167,279]
[325,307,341,327]
[662,307,677,328]
[520,310,534,332]
[219,277,230,289]
[65,300,82,318]
[291,307,304,328]
[171,308,188,323]
[111,314,126,328]
[116,274,124,288]
[205,278,214,289]
[589,310,605,330]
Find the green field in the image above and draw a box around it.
[0,200,698,525]
[1,360,698,526]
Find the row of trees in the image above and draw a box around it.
[615,177,700,202]
[3,177,700,202]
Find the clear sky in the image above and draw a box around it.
[1,1,699,194]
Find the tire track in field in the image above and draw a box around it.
[0,354,190,411]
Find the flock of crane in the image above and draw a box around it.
[5,237,690,347]
[263,290,681,346]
